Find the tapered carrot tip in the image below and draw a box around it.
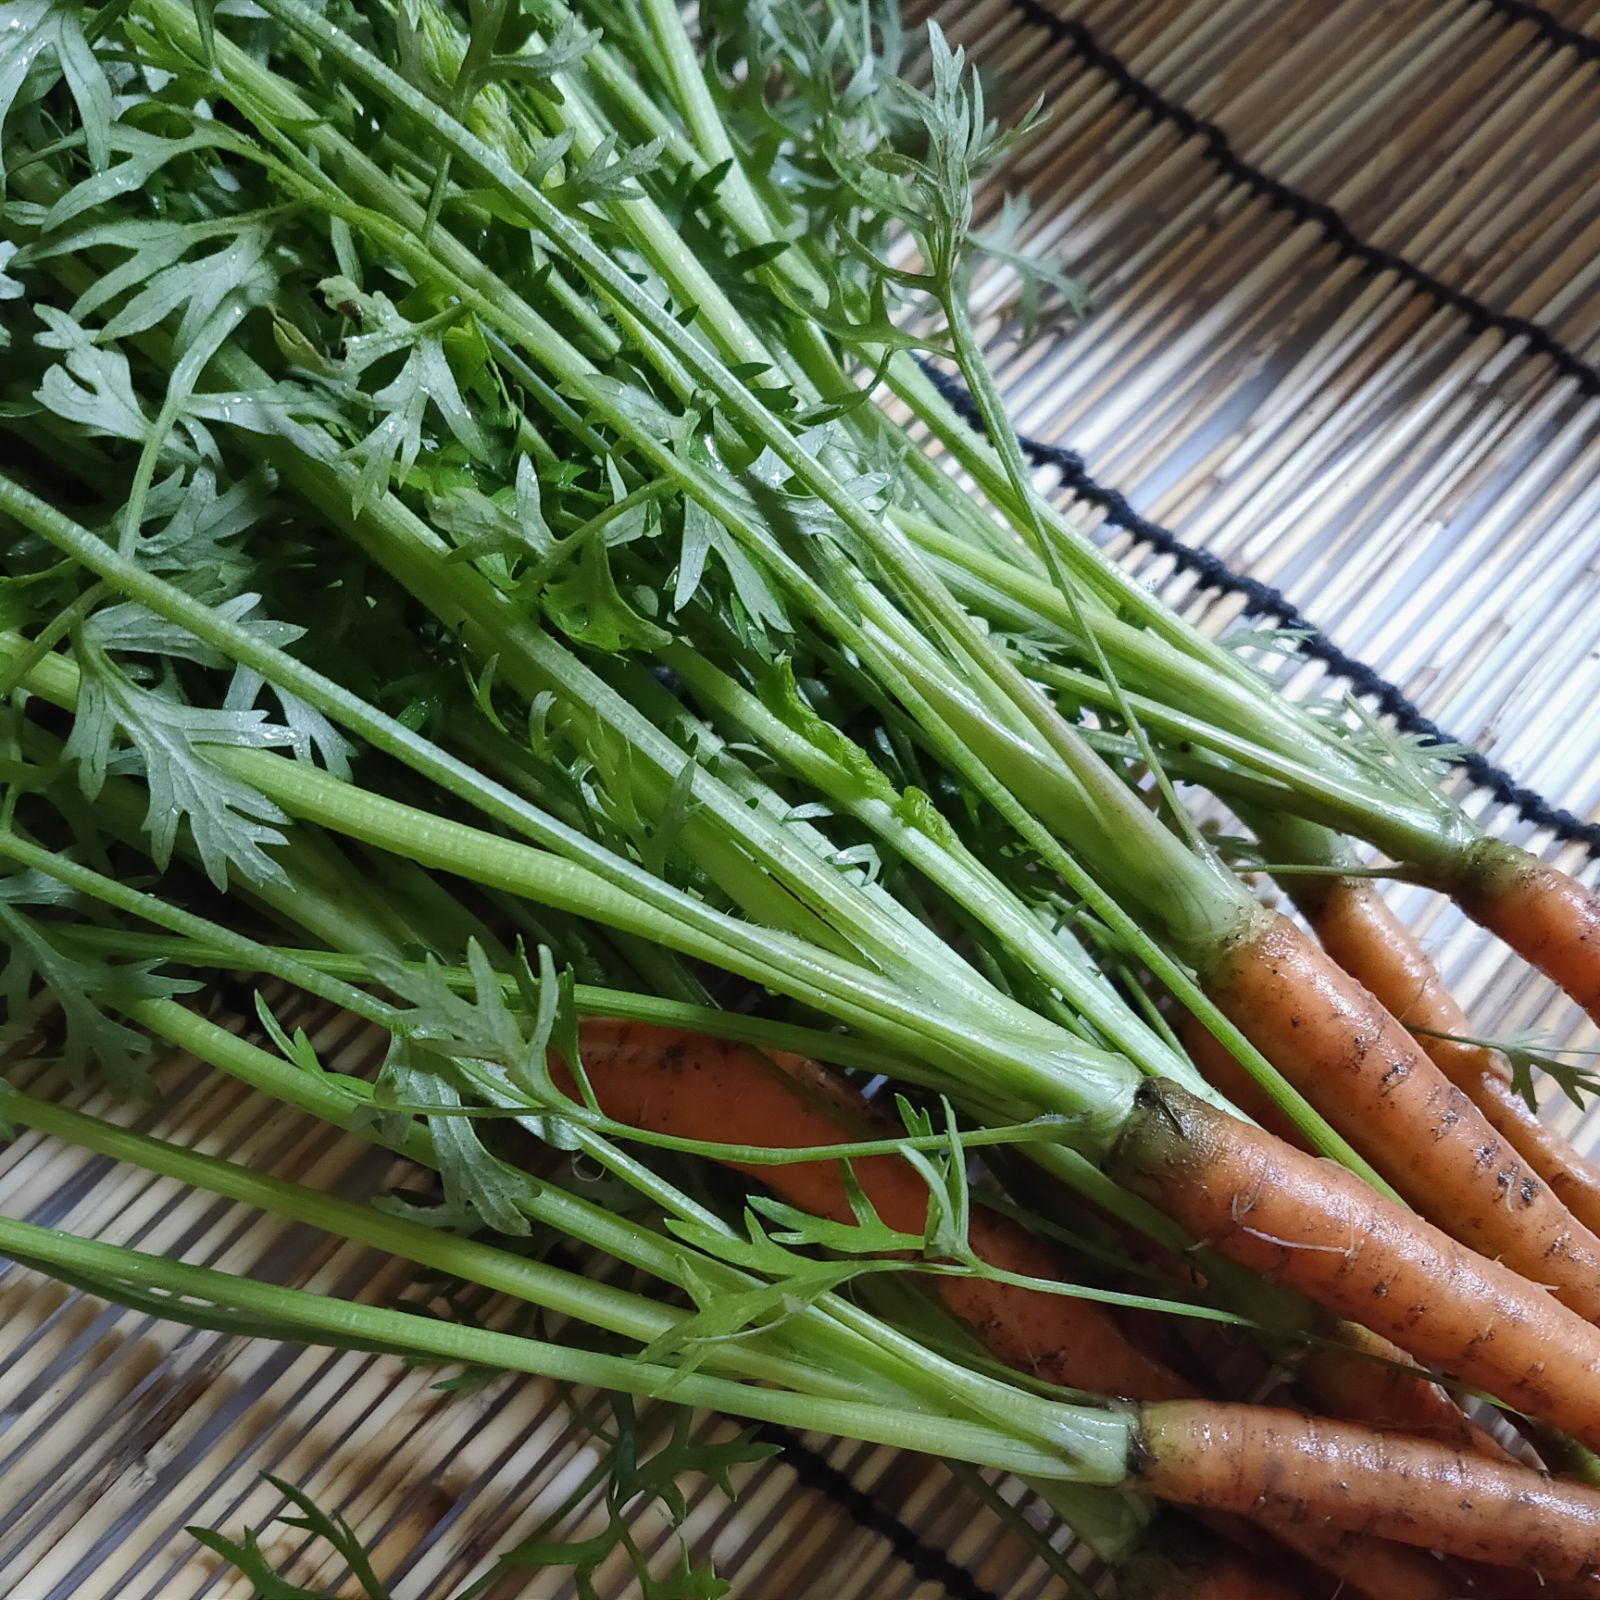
[1135,1398,1600,1577]
[1454,838,1600,1024]
[1109,1080,1600,1452]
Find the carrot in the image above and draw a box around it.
[1184,1012,1519,1459]
[1109,1059,1510,1465]
[568,1021,1483,1466]
[1284,1339,1549,1597]
[1119,1522,1487,1600]
[1473,1078,1600,1243]
[1268,1516,1469,1598]
[1200,910,1600,1326]
[1115,1523,1307,1600]
[1179,1011,1305,1148]
[564,1018,1192,1401]
[1288,864,1600,1240]
[1450,839,1600,1027]
[568,1024,1476,1598]
[1134,1397,1600,1576]
[1292,1331,1504,1465]
[1297,1323,1512,1463]
[1086,1312,1500,1594]
[1111,1079,1600,1453]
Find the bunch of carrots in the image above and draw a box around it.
[3,0,1600,1592]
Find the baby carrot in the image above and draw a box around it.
[1111,1081,1600,1453]
[1296,861,1600,1238]
[1449,840,1600,1027]
[1200,911,1600,1326]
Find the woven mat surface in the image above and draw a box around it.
[5,1,1600,1596]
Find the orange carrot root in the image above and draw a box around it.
[1474,1075,1600,1241]
[563,1020,1186,1400]
[1298,1323,1513,1462]
[1299,873,1600,1239]
[1200,910,1600,1325]
[1130,1120,1512,1457]
[1115,1524,1307,1600]
[570,1025,1525,1592]
[1135,1398,1600,1575]
[1179,1013,1305,1149]
[1110,1080,1600,1453]
[1269,1520,1468,1599]
[1453,838,1600,1026]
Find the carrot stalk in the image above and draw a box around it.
[1200,910,1600,1326]
[1111,1080,1600,1452]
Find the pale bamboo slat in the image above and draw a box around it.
[6,1,1600,1595]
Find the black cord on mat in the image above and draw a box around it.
[918,363,1600,855]
[755,1422,1005,1600]
[1481,0,1600,63]
[1000,0,1600,399]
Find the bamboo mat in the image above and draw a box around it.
[6,1,1600,1595]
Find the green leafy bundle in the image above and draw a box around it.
[6,0,1600,1593]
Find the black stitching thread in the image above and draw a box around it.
[919,363,1600,855]
[754,1423,1004,1600]
[1001,0,1600,398]
[1482,0,1600,62]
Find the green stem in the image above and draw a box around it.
[7,620,1136,1132]
[206,0,1263,960]
[0,839,1096,1173]
[0,509,1067,1105]
[0,579,103,698]
[900,512,1345,772]
[236,746,1129,1122]
[125,996,1068,1426]
[51,922,919,1078]
[0,1213,1130,1480]
[0,1086,865,1397]
[663,641,1199,1085]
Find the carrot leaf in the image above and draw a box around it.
[0,898,196,1091]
